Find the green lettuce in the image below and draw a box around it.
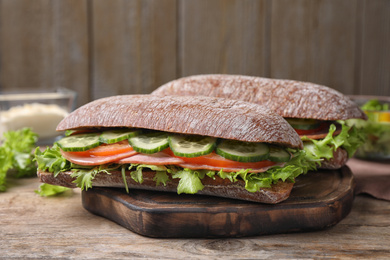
[172,169,205,194]
[361,99,389,111]
[347,98,390,158]
[347,118,390,158]
[240,149,317,192]
[153,171,170,186]
[127,164,168,184]
[302,122,366,164]
[35,183,71,197]
[34,143,71,177]
[0,147,13,191]
[127,164,173,188]
[0,128,38,192]
[70,165,117,191]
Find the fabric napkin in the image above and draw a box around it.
[347,158,390,201]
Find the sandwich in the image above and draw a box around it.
[35,94,313,204]
[152,74,367,169]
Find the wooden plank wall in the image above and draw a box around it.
[0,0,389,108]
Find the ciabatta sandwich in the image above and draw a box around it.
[152,74,367,169]
[35,95,313,204]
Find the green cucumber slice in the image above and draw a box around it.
[169,134,216,158]
[129,131,169,154]
[216,140,269,162]
[100,129,140,144]
[268,146,291,162]
[286,118,321,130]
[57,133,101,152]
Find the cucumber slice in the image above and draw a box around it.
[268,146,291,162]
[169,134,216,158]
[216,140,269,162]
[286,118,321,130]
[57,133,101,152]
[100,129,140,144]
[129,131,169,154]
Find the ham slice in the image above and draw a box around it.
[61,150,138,166]
[116,151,282,172]
[178,162,285,173]
[116,152,185,165]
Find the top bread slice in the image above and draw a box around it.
[56,94,303,149]
[152,74,367,121]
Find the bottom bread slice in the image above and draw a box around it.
[319,147,349,170]
[37,170,294,204]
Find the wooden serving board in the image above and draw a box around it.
[82,166,355,238]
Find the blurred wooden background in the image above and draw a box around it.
[0,0,389,107]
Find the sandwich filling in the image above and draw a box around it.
[35,128,315,195]
[286,118,367,165]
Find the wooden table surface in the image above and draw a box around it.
[1,175,390,259]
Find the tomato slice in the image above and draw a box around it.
[67,140,133,157]
[163,148,276,169]
[294,122,329,136]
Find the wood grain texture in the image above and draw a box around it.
[270,0,359,94]
[0,0,389,108]
[0,0,90,106]
[81,167,354,238]
[179,0,268,76]
[1,174,390,258]
[358,0,390,95]
[90,0,177,100]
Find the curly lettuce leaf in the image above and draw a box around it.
[2,128,38,178]
[0,147,13,191]
[153,171,170,186]
[128,164,169,184]
[35,183,71,197]
[0,128,38,191]
[302,122,366,164]
[172,168,205,194]
[233,149,316,192]
[337,123,367,156]
[70,165,117,191]
[34,144,71,177]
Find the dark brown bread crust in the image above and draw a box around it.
[57,95,303,149]
[37,170,294,204]
[152,74,367,121]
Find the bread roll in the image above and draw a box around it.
[152,74,367,121]
[57,94,303,149]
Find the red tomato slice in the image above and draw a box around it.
[68,140,133,157]
[163,149,276,169]
[294,122,329,136]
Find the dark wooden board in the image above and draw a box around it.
[82,166,354,238]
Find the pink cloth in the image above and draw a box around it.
[347,158,390,201]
